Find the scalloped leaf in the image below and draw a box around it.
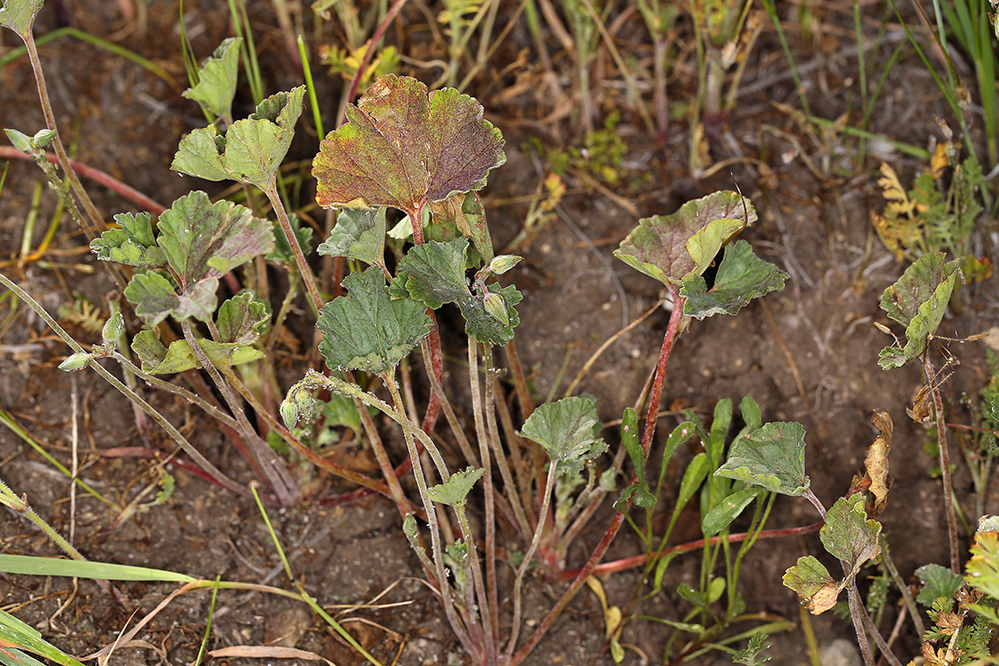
[680,241,787,319]
[313,74,506,214]
[317,266,432,375]
[317,208,387,267]
[821,494,882,577]
[216,292,269,344]
[783,555,841,615]
[172,87,305,186]
[520,396,604,466]
[183,37,241,121]
[715,421,809,496]
[130,328,263,374]
[615,191,756,286]
[0,0,43,38]
[91,212,167,268]
[966,527,999,599]
[427,467,485,507]
[124,272,217,325]
[156,191,274,288]
[878,253,961,368]
[915,563,964,605]
[394,238,521,345]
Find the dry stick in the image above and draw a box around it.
[0,272,246,497]
[878,535,925,638]
[924,350,961,573]
[180,320,302,507]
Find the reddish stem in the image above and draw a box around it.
[0,146,167,214]
[556,521,824,581]
[640,290,685,457]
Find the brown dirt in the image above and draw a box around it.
[2,1,998,666]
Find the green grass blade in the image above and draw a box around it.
[0,611,84,666]
[0,554,196,582]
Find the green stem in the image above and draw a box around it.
[0,272,247,497]
[0,475,88,561]
[262,181,323,317]
[383,372,479,661]
[504,460,558,664]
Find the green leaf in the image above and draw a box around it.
[0,554,195,582]
[879,253,961,367]
[740,395,763,433]
[783,555,841,615]
[317,208,387,267]
[317,266,432,375]
[715,421,809,496]
[182,37,242,121]
[520,396,604,467]
[614,191,756,286]
[701,486,762,536]
[157,191,274,287]
[130,327,262,373]
[313,74,506,214]
[172,87,305,186]
[124,271,217,325]
[678,452,710,507]
[427,467,485,506]
[0,0,43,39]
[915,563,964,605]
[90,212,167,268]
[680,241,787,319]
[0,610,83,666]
[216,292,268,344]
[170,125,230,181]
[394,238,521,345]
[821,494,882,573]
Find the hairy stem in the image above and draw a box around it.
[262,181,323,317]
[923,351,960,572]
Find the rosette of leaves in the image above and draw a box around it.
[614,191,787,318]
[90,191,273,371]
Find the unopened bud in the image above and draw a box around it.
[488,255,521,275]
[101,312,124,349]
[58,352,91,372]
[482,292,508,326]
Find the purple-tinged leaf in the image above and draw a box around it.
[216,292,269,345]
[157,191,273,288]
[313,75,506,215]
[615,191,756,286]
[124,272,217,325]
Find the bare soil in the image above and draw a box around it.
[2,1,998,665]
